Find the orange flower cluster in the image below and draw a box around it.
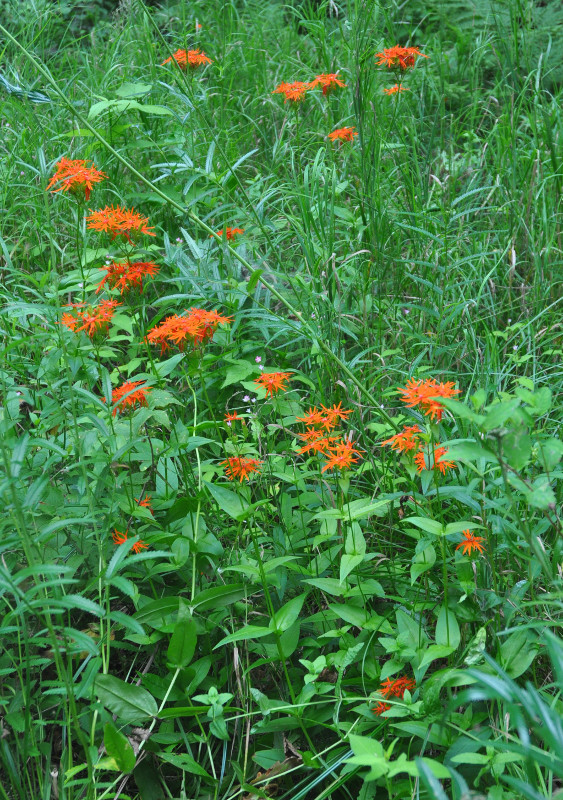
[86,205,155,241]
[273,72,346,104]
[111,380,150,416]
[414,444,456,475]
[147,308,232,353]
[295,403,361,472]
[112,529,148,554]
[328,127,357,142]
[373,675,416,715]
[383,84,409,95]
[47,157,107,201]
[310,72,347,96]
[221,456,263,482]
[398,377,460,422]
[60,299,120,337]
[272,81,311,104]
[136,496,152,511]
[96,260,159,295]
[162,48,212,69]
[254,371,292,397]
[375,45,428,70]
[381,425,421,453]
[214,227,244,240]
[456,530,486,556]
[225,411,243,425]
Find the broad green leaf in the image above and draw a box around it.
[115,82,152,98]
[410,545,436,584]
[405,517,444,536]
[271,594,307,632]
[435,606,460,649]
[499,631,539,678]
[451,752,489,765]
[157,752,212,778]
[190,583,246,612]
[205,481,250,520]
[96,674,157,722]
[419,644,455,669]
[501,429,531,471]
[340,553,363,584]
[481,399,520,432]
[167,604,197,668]
[445,441,498,463]
[103,722,136,773]
[214,625,271,649]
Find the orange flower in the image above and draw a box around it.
[112,529,148,554]
[456,530,486,556]
[147,308,232,352]
[221,456,263,482]
[254,371,292,397]
[111,380,150,416]
[321,439,363,472]
[86,205,155,242]
[136,495,152,511]
[96,260,159,294]
[296,407,325,427]
[397,377,460,422]
[272,81,311,104]
[296,428,340,455]
[383,84,409,95]
[213,227,244,240]
[47,157,107,201]
[61,299,121,337]
[375,45,428,70]
[414,444,456,475]
[381,425,421,453]
[379,676,416,698]
[225,411,243,425]
[320,403,353,429]
[310,73,347,96]
[373,675,416,715]
[328,126,357,142]
[162,48,212,68]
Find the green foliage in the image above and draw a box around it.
[0,0,562,798]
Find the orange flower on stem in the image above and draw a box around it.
[328,127,357,142]
[456,530,486,556]
[296,428,340,455]
[225,411,244,426]
[372,675,416,715]
[86,205,155,242]
[112,529,148,554]
[213,227,244,240]
[47,157,107,201]
[272,81,311,104]
[96,260,159,294]
[162,48,212,68]
[414,444,456,475]
[146,308,232,353]
[60,299,121,337]
[383,84,409,95]
[320,403,353,429]
[111,380,150,416]
[381,425,421,453]
[321,439,363,472]
[398,377,460,422]
[296,407,325,427]
[221,456,263,482]
[375,45,428,70]
[136,495,152,511]
[310,73,347,96]
[254,371,292,397]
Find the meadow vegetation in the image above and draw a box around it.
[0,0,562,798]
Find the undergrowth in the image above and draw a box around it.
[0,1,562,799]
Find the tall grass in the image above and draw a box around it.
[0,0,562,798]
